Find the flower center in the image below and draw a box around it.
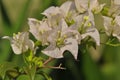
[56,31,67,47]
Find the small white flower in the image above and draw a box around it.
[74,10,100,45]
[3,32,34,54]
[42,19,80,59]
[60,1,75,17]
[81,28,100,45]
[108,0,120,17]
[60,1,78,21]
[42,2,78,27]
[42,37,78,59]
[102,16,113,36]
[74,0,105,13]
[28,18,52,45]
[42,6,63,27]
[103,16,120,41]
[113,0,120,5]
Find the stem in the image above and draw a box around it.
[42,57,66,70]
[43,57,54,65]
[43,63,66,70]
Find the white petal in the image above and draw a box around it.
[114,0,120,5]
[42,6,61,18]
[87,10,95,25]
[82,28,100,46]
[60,1,74,17]
[103,16,113,36]
[90,0,98,9]
[47,24,61,43]
[61,38,78,59]
[42,44,63,58]
[28,18,41,40]
[60,19,68,32]
[2,36,11,40]
[27,40,34,51]
[115,16,120,26]
[11,42,22,54]
[74,15,83,28]
[90,0,105,13]
[74,0,88,13]
[41,6,56,17]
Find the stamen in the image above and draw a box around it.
[83,16,89,21]
[87,22,92,27]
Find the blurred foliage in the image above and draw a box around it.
[0,0,120,80]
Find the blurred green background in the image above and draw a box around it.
[1,0,120,80]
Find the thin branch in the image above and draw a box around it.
[42,57,66,70]
[43,57,54,65]
[42,63,66,70]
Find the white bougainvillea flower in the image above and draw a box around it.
[3,32,34,54]
[74,10,95,30]
[73,10,100,45]
[90,0,105,14]
[113,16,120,40]
[113,0,120,5]
[108,0,120,17]
[28,18,52,45]
[42,37,78,59]
[42,6,63,27]
[103,16,120,41]
[74,0,105,13]
[60,1,78,23]
[42,6,62,18]
[102,16,113,36]
[42,19,79,59]
[60,1,76,17]
[81,28,100,45]
[42,1,78,27]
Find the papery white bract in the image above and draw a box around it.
[108,0,120,17]
[103,16,120,41]
[42,6,63,27]
[60,1,78,22]
[81,28,100,45]
[103,16,113,36]
[42,19,79,59]
[74,10,100,45]
[60,1,76,17]
[74,0,105,13]
[74,0,88,13]
[3,32,34,54]
[28,18,52,45]
[42,37,78,59]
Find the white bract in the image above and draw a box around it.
[108,0,120,17]
[3,0,115,60]
[103,16,120,41]
[74,10,100,45]
[3,32,34,54]
[42,19,80,59]
[74,0,105,13]
[28,18,52,45]
[42,6,63,27]
[42,1,78,27]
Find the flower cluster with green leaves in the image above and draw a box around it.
[1,0,120,80]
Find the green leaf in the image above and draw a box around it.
[17,75,30,80]
[34,74,44,80]
[82,49,104,80]
[0,62,17,79]
[31,57,44,67]
[101,7,109,16]
[39,71,52,80]
[23,65,36,80]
